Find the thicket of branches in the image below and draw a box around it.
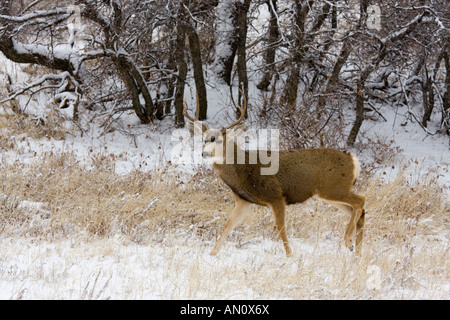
[0,0,449,146]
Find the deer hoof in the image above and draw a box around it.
[345,238,354,251]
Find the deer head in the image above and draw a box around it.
[183,93,248,165]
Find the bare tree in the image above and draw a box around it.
[0,0,448,141]
[257,0,280,92]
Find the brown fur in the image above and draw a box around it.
[211,147,366,257]
[184,98,366,257]
[215,148,357,205]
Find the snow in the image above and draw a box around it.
[0,237,268,299]
[1,88,448,299]
[359,105,450,193]
[0,233,448,299]
[0,12,449,300]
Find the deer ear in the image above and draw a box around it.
[186,122,196,135]
[233,122,247,136]
[224,122,247,139]
[186,121,205,136]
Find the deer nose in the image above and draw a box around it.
[202,151,211,158]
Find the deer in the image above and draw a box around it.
[183,94,366,257]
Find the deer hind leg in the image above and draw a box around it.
[269,199,292,257]
[321,193,365,251]
[343,194,365,251]
[210,194,252,256]
[355,209,366,255]
[324,201,355,249]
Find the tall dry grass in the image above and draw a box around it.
[0,150,448,299]
[1,148,448,248]
[0,111,448,299]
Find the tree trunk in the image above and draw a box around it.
[257,0,279,92]
[346,0,370,146]
[213,0,239,85]
[442,50,450,133]
[165,39,177,116]
[347,82,365,146]
[317,38,351,115]
[174,8,188,128]
[128,61,154,123]
[112,55,151,124]
[188,23,208,120]
[281,0,310,106]
[235,0,251,118]
[331,0,337,30]
[421,73,435,128]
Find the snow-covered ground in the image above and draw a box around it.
[359,105,450,193]
[1,229,448,299]
[1,48,449,299]
[0,98,448,299]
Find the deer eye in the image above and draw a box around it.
[210,136,216,142]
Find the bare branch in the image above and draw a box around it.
[0,8,71,24]
[0,71,76,105]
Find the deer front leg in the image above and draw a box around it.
[210,195,252,256]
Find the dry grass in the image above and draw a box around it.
[2,148,447,243]
[0,151,230,242]
[0,112,448,299]
[0,109,66,144]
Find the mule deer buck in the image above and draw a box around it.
[183,95,366,257]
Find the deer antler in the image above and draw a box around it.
[223,89,247,131]
[183,99,198,122]
[183,94,209,131]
